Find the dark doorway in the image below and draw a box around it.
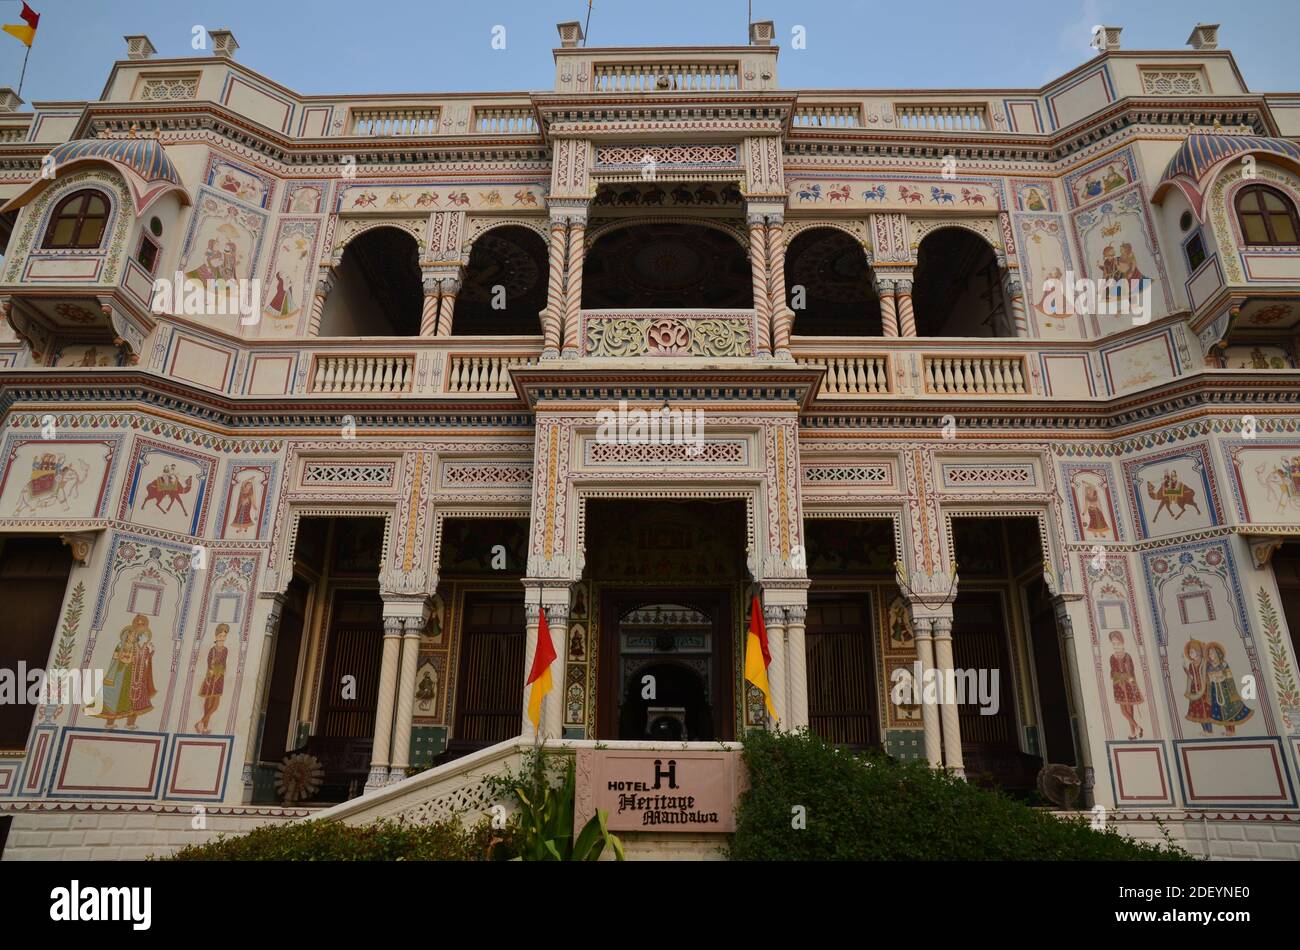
[785,227,881,336]
[451,593,527,754]
[1275,543,1300,665]
[320,227,422,336]
[257,575,309,764]
[913,227,1008,337]
[0,536,73,749]
[806,592,879,748]
[600,590,733,741]
[1025,576,1076,765]
[454,226,547,335]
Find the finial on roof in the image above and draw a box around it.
[1186,23,1219,50]
[556,21,584,48]
[123,34,156,60]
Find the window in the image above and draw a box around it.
[1235,185,1300,246]
[1184,231,1207,272]
[42,189,109,249]
[136,234,160,274]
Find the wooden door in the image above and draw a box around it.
[258,575,309,763]
[452,593,526,751]
[1025,577,1076,766]
[318,589,383,739]
[806,592,878,748]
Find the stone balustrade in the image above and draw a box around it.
[923,354,1028,395]
[894,102,991,131]
[445,354,537,396]
[796,354,891,395]
[591,62,741,92]
[349,107,440,136]
[472,107,538,134]
[792,104,863,128]
[310,354,415,394]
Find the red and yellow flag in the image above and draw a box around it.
[525,607,557,733]
[2,2,39,48]
[744,593,777,722]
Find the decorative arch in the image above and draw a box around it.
[909,217,1003,263]
[784,217,872,261]
[270,503,395,597]
[331,216,426,263]
[462,215,548,256]
[453,224,548,335]
[584,214,748,251]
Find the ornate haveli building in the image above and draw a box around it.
[2,20,1300,860]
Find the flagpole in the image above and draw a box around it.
[16,43,29,97]
[582,0,592,47]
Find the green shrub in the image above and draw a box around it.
[166,815,514,861]
[729,729,1192,861]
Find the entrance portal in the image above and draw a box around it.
[583,499,748,741]
[601,593,732,741]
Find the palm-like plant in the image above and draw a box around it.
[513,759,625,861]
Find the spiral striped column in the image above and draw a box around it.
[748,216,771,356]
[765,220,788,357]
[435,277,460,337]
[365,616,404,792]
[932,617,965,779]
[879,279,899,336]
[896,279,917,337]
[419,277,440,337]
[541,218,569,355]
[561,221,586,356]
[306,269,335,337]
[1006,275,1029,337]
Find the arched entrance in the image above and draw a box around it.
[582,223,751,309]
[452,225,547,335]
[321,227,422,336]
[785,227,881,335]
[913,227,1008,337]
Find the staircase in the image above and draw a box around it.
[308,738,735,860]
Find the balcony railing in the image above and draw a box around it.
[923,355,1027,395]
[472,108,538,134]
[350,107,440,136]
[796,354,891,395]
[792,104,862,129]
[592,62,740,92]
[310,354,414,394]
[445,354,536,396]
[894,102,990,131]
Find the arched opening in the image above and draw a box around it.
[42,188,110,250]
[913,228,1009,337]
[453,225,547,335]
[319,227,421,337]
[1235,184,1300,246]
[582,222,751,309]
[784,227,880,335]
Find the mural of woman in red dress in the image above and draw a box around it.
[1183,638,1212,734]
[230,477,256,535]
[194,623,229,735]
[1108,631,1144,739]
[1082,481,1110,537]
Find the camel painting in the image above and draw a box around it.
[139,465,193,516]
[1146,471,1202,523]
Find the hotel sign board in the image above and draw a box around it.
[574,747,745,833]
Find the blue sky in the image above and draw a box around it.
[1,0,1297,104]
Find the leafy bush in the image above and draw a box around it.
[729,729,1191,861]
[167,815,514,861]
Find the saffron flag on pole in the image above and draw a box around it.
[525,606,557,733]
[2,2,39,47]
[744,593,777,722]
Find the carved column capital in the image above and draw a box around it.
[895,279,913,295]
[59,531,97,566]
[382,615,404,637]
